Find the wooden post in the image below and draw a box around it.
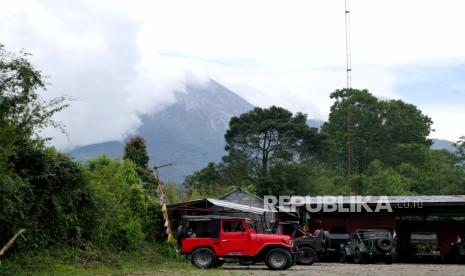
[0,229,26,263]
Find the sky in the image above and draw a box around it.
[1,0,465,149]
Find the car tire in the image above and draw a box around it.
[384,255,393,264]
[454,253,464,264]
[353,249,364,264]
[191,248,217,269]
[297,247,316,265]
[265,248,293,270]
[339,250,347,263]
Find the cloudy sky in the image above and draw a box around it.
[1,0,465,149]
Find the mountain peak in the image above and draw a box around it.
[69,79,254,183]
[174,79,253,115]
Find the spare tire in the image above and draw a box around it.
[323,231,330,247]
[377,238,393,251]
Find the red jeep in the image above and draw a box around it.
[177,215,295,270]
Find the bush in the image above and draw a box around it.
[0,147,96,251]
[84,156,165,251]
[142,198,164,242]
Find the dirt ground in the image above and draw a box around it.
[219,263,465,276]
[131,262,465,276]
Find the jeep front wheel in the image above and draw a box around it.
[265,248,292,270]
[353,249,364,264]
[297,247,316,265]
[191,248,217,269]
[339,250,347,263]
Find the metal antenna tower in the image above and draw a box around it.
[345,0,353,193]
[345,0,352,89]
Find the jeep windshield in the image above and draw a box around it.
[358,229,390,240]
[410,233,437,242]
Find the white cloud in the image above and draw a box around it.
[1,0,465,147]
[422,105,465,142]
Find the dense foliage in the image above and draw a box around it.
[184,89,465,197]
[225,106,320,176]
[0,45,163,260]
[320,89,433,174]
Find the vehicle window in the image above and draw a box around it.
[187,221,211,238]
[248,222,254,230]
[223,221,245,232]
[282,223,296,235]
[330,233,350,240]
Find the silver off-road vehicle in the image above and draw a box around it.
[408,232,442,262]
[341,229,396,264]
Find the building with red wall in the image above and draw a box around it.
[282,195,465,258]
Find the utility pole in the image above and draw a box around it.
[153,163,173,189]
[345,0,353,194]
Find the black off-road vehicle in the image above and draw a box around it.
[270,221,332,265]
[341,229,396,264]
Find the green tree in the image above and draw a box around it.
[163,181,180,204]
[1,147,95,250]
[255,161,346,196]
[219,150,255,187]
[183,162,222,197]
[411,150,465,194]
[84,156,163,250]
[123,135,157,191]
[225,106,319,176]
[359,160,412,195]
[124,136,150,168]
[0,44,67,151]
[0,44,81,250]
[455,136,465,164]
[321,89,432,174]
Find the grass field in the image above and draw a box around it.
[0,242,228,276]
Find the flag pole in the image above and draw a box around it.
[154,163,174,241]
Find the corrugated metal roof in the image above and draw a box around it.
[290,195,465,205]
[167,198,273,214]
[207,198,272,214]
